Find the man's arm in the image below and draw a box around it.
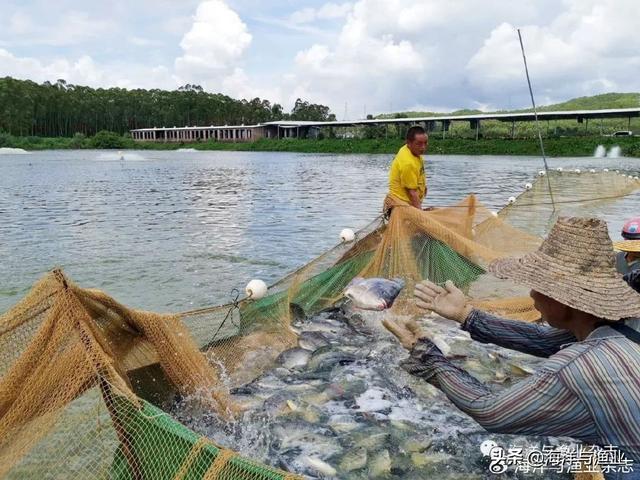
[463,309,577,358]
[401,339,595,439]
[407,188,422,209]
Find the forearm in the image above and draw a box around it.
[407,189,422,209]
[463,309,576,358]
[401,339,590,437]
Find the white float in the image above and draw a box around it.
[508,196,516,204]
[245,279,268,299]
[574,168,581,174]
[340,228,355,243]
[524,183,532,190]
[538,170,546,177]
[556,167,563,172]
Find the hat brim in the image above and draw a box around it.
[614,240,640,253]
[489,252,640,321]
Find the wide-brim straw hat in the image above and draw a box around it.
[614,240,640,253]
[489,217,640,321]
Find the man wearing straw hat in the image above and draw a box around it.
[383,217,640,479]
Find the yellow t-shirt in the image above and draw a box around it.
[388,144,426,203]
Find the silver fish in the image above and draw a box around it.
[276,348,312,370]
[298,331,331,350]
[306,346,357,372]
[343,277,405,311]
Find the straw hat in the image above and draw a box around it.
[614,240,640,253]
[489,217,640,321]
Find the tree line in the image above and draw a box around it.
[0,77,336,137]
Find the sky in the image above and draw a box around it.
[1,0,639,118]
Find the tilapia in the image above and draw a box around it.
[343,277,405,311]
[339,446,367,472]
[306,346,357,372]
[298,331,331,350]
[302,456,337,477]
[271,421,340,455]
[276,348,312,370]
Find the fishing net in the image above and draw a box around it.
[0,169,637,479]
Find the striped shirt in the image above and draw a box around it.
[400,310,640,479]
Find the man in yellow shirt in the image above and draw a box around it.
[387,125,428,210]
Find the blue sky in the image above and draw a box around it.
[1,0,639,117]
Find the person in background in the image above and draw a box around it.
[614,216,640,275]
[385,125,428,212]
[614,217,640,294]
[383,217,640,480]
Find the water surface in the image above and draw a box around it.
[1,149,638,313]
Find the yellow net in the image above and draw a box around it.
[0,169,637,479]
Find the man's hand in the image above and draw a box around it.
[407,189,422,209]
[382,317,426,350]
[414,280,472,324]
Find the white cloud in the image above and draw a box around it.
[174,0,252,81]
[287,0,640,115]
[466,0,640,102]
[2,0,640,116]
[0,48,174,90]
[290,3,353,24]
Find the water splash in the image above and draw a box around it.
[0,147,29,154]
[95,152,147,161]
[593,145,606,158]
[607,145,621,158]
[177,148,198,152]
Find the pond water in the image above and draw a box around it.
[2,149,638,314]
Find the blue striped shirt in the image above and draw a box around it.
[400,310,640,479]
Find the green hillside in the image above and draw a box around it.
[378,93,640,118]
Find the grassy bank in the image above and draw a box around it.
[2,131,640,157]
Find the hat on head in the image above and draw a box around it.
[614,240,640,253]
[622,217,640,240]
[489,217,640,321]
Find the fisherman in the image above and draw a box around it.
[383,217,640,479]
[614,216,640,275]
[384,125,428,213]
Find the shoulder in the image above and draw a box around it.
[395,145,419,164]
[395,144,409,158]
[538,341,592,374]
[542,332,638,375]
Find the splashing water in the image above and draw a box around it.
[607,145,621,158]
[0,147,29,154]
[95,152,148,161]
[593,145,606,158]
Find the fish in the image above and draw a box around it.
[339,446,367,472]
[368,449,391,477]
[343,277,405,311]
[298,331,331,350]
[302,456,337,477]
[271,421,341,460]
[176,294,544,479]
[306,346,357,372]
[276,348,312,370]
